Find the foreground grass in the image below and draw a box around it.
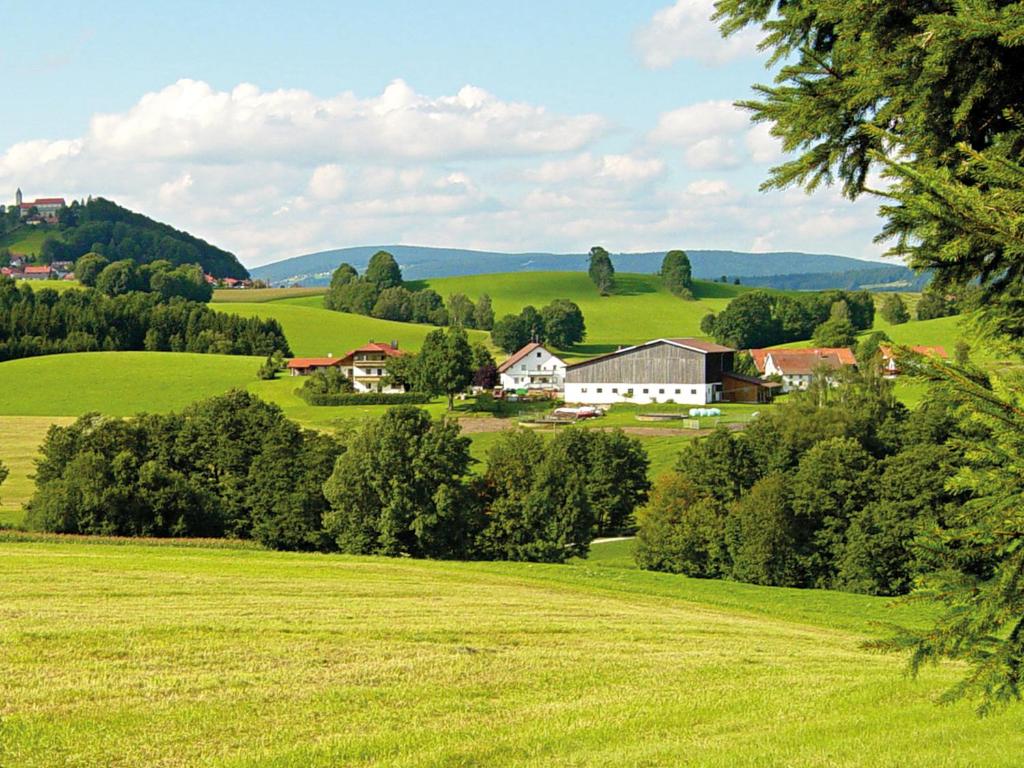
[1,539,1021,767]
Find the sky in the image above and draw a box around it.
[1,1,891,268]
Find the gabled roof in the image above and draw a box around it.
[498,342,565,373]
[751,347,856,375]
[23,265,52,274]
[760,347,856,376]
[346,341,404,358]
[722,370,782,388]
[286,357,344,369]
[22,197,65,206]
[566,337,734,371]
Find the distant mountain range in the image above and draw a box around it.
[250,244,920,291]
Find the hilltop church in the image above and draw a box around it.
[13,188,66,224]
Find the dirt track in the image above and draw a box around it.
[456,417,747,438]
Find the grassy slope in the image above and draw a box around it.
[0,226,56,257]
[215,302,491,357]
[0,352,260,417]
[1,539,1021,767]
[415,272,745,358]
[0,417,74,526]
[212,287,327,303]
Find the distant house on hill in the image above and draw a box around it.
[564,337,775,405]
[286,341,407,393]
[751,347,857,392]
[14,189,65,224]
[497,342,567,392]
[21,265,53,280]
[879,345,947,377]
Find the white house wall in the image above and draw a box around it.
[564,382,716,405]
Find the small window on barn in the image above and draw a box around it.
[675,389,681,395]
[691,388,697,395]
[612,388,619,394]
[659,388,665,395]
[581,387,588,393]
[642,388,649,394]
[597,388,603,393]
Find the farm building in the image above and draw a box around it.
[879,345,947,376]
[564,338,744,405]
[286,341,406,393]
[750,347,856,392]
[497,342,567,392]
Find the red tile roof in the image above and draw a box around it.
[23,266,52,274]
[21,198,65,207]
[498,342,545,373]
[761,348,856,376]
[345,341,404,358]
[286,357,344,369]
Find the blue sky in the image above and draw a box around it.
[1,1,888,267]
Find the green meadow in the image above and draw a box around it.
[214,301,492,357]
[1,537,1021,767]
[0,226,54,257]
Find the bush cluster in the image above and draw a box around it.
[299,391,434,406]
[700,289,874,349]
[636,370,976,595]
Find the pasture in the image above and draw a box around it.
[214,302,492,358]
[0,226,55,257]
[1,538,1021,767]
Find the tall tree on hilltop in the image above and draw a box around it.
[661,250,694,299]
[364,250,403,289]
[588,246,615,295]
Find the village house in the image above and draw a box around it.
[564,337,773,405]
[497,342,567,392]
[751,347,857,392]
[21,265,54,280]
[879,345,947,377]
[15,189,65,224]
[286,341,407,393]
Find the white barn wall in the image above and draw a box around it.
[564,382,716,406]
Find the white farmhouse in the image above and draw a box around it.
[497,342,567,392]
[563,338,737,406]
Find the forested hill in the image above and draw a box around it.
[251,244,882,286]
[25,198,248,279]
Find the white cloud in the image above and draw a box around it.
[683,137,741,170]
[308,164,347,200]
[77,78,606,163]
[745,122,783,164]
[685,179,733,197]
[649,100,749,145]
[524,152,665,185]
[634,0,762,68]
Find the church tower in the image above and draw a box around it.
[15,188,22,207]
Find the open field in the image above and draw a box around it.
[212,286,327,303]
[215,302,492,357]
[13,278,81,292]
[1,538,1021,767]
[0,226,56,257]
[0,352,261,417]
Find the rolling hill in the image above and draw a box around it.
[250,244,888,286]
[2,537,1022,767]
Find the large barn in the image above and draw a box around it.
[563,338,738,405]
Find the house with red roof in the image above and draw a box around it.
[21,265,54,280]
[497,342,567,393]
[564,337,759,405]
[751,347,857,392]
[286,340,407,393]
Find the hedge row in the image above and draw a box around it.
[298,391,434,406]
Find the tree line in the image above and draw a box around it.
[324,251,495,330]
[74,254,214,302]
[0,277,289,362]
[637,363,973,596]
[26,393,651,561]
[700,289,875,349]
[490,300,586,353]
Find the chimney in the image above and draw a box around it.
[391,339,398,350]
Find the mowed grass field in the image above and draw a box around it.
[1,538,1022,767]
[0,417,74,526]
[214,302,492,357]
[0,226,55,257]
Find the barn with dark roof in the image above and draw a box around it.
[564,337,740,405]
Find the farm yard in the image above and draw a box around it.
[1,537,1023,768]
